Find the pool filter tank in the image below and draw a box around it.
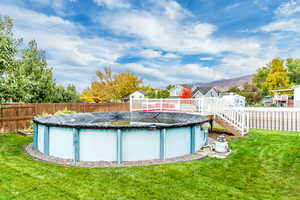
[212,135,229,153]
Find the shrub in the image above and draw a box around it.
[24,109,76,133]
[54,108,77,115]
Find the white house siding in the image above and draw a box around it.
[193,90,203,98]
[170,85,183,97]
[204,88,219,97]
[129,91,145,100]
[192,87,219,98]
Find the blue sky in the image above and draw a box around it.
[1,0,300,91]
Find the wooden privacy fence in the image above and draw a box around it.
[244,107,300,132]
[0,103,129,133]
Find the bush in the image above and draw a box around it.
[24,109,77,133]
[53,108,77,115]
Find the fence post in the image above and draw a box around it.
[247,112,250,133]
[146,98,149,112]
[241,111,245,136]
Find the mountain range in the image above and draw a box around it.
[191,75,253,90]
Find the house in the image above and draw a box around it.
[192,86,220,98]
[169,84,191,98]
[222,93,246,107]
[123,91,145,102]
[271,85,300,107]
[169,84,220,98]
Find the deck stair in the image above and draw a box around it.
[212,115,244,136]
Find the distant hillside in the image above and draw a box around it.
[191,75,253,91]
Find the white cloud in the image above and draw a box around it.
[199,57,214,61]
[175,64,226,81]
[3,0,291,90]
[28,0,75,16]
[0,2,132,91]
[137,49,179,59]
[162,0,189,20]
[93,0,130,9]
[224,3,240,11]
[137,49,162,59]
[261,19,300,33]
[118,63,170,81]
[191,23,217,38]
[163,53,180,59]
[275,0,300,16]
[100,10,260,56]
[218,55,267,76]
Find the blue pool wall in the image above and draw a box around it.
[33,123,208,163]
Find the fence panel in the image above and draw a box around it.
[0,103,129,133]
[244,107,300,132]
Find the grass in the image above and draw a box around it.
[0,130,300,200]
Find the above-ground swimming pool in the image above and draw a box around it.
[32,112,209,163]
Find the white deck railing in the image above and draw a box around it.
[130,97,300,134]
[130,97,249,135]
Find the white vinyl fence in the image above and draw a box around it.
[244,107,300,132]
[131,98,300,133]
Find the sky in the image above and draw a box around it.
[1,0,300,91]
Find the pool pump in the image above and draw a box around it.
[212,135,229,153]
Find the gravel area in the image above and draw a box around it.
[25,143,210,168]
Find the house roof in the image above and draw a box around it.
[134,90,146,95]
[192,86,215,96]
[122,91,146,99]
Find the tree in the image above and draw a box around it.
[263,58,290,94]
[227,86,241,94]
[287,58,300,85]
[52,84,81,103]
[227,83,262,104]
[0,15,81,103]
[142,85,173,99]
[81,68,143,102]
[1,40,81,103]
[180,88,192,98]
[252,66,270,95]
[114,72,142,99]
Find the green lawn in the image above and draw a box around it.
[0,130,300,200]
